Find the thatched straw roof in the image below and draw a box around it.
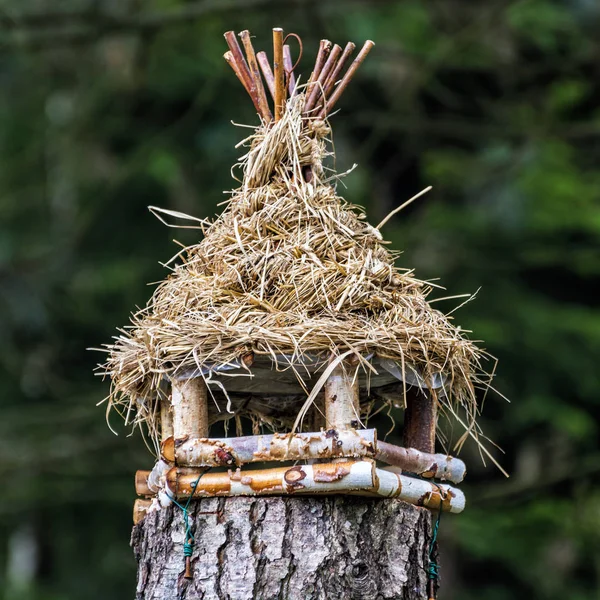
[99,31,494,453]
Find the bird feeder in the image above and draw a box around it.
[101,27,493,548]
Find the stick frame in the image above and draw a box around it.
[164,460,465,513]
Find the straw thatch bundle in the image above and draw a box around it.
[101,92,489,442]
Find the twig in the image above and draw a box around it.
[304,43,341,113]
[239,30,272,121]
[315,41,355,112]
[257,51,275,100]
[283,45,296,96]
[318,39,374,118]
[310,39,332,83]
[305,39,331,102]
[224,30,263,116]
[273,27,285,121]
[376,186,432,230]
[224,51,251,95]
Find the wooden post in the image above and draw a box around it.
[132,497,435,599]
[402,386,437,454]
[324,361,360,430]
[171,378,209,446]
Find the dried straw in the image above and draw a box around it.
[99,94,491,449]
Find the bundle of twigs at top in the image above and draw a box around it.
[223,28,374,123]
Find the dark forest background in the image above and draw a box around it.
[1,1,599,599]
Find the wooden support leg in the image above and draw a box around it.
[160,396,174,443]
[402,386,439,600]
[310,392,326,431]
[402,386,437,454]
[171,378,209,444]
[170,377,209,578]
[324,361,360,430]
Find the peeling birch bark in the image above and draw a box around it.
[159,430,466,483]
[160,399,174,443]
[165,429,377,467]
[159,461,464,513]
[171,378,209,449]
[132,496,434,600]
[324,362,360,430]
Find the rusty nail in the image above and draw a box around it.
[184,556,193,579]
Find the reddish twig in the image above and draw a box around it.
[224,51,250,94]
[273,27,285,121]
[306,39,331,96]
[318,39,374,118]
[239,30,272,121]
[304,43,341,113]
[315,41,355,112]
[223,30,263,116]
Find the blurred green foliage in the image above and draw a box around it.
[1,1,599,598]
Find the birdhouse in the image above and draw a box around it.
[101,28,491,540]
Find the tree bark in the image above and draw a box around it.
[132,496,434,600]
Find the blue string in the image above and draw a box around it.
[428,508,442,581]
[172,472,205,563]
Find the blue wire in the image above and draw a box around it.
[427,501,442,583]
[172,472,205,562]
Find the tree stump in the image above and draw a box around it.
[132,496,434,600]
